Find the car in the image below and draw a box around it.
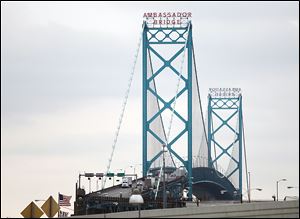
[121,177,132,188]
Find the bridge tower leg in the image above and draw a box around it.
[142,21,194,200]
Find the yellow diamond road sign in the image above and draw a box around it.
[21,201,44,218]
[41,196,60,218]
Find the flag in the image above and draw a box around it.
[58,210,69,217]
[59,193,72,206]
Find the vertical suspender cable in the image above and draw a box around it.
[103,23,145,188]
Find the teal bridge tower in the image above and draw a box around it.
[207,88,246,200]
[142,17,196,200]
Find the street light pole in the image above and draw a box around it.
[129,189,144,218]
[248,172,250,203]
[128,164,142,180]
[129,166,136,183]
[276,180,279,201]
[247,188,262,202]
[162,144,167,209]
[276,178,287,201]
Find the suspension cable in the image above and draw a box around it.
[242,109,250,200]
[103,23,145,188]
[192,44,209,152]
[192,44,210,168]
[196,109,208,166]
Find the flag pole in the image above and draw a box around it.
[58,192,60,218]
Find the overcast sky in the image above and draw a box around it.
[1,1,299,217]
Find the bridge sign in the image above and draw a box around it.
[143,12,192,27]
[106,173,114,177]
[117,172,125,177]
[20,201,44,218]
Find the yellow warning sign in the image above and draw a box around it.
[20,201,44,218]
[41,196,60,218]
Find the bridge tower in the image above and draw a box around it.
[207,88,244,197]
[142,16,195,199]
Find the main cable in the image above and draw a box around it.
[103,23,145,188]
[242,109,250,200]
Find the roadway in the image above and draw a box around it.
[89,180,140,199]
[72,200,299,218]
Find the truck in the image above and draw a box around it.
[121,177,132,188]
[168,166,187,182]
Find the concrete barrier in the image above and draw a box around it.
[71,200,299,218]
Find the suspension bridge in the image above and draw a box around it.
[73,12,250,216]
